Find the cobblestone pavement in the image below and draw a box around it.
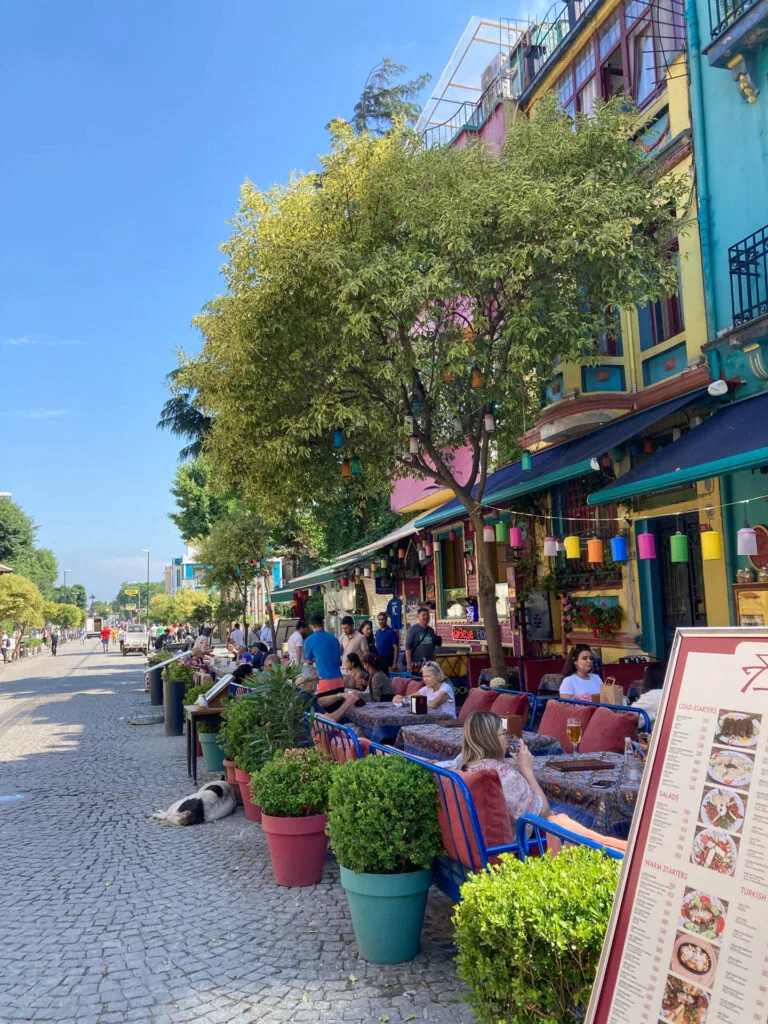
[0,643,472,1024]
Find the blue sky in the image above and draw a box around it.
[0,0,533,600]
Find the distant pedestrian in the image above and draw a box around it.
[50,630,59,656]
[229,623,244,647]
[100,626,110,653]
[260,621,273,651]
[79,627,86,645]
[1,631,11,664]
[42,628,48,648]
[118,627,126,652]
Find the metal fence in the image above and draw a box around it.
[729,223,768,327]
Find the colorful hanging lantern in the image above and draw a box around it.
[442,368,454,383]
[389,547,396,557]
[543,536,558,557]
[643,439,654,454]
[409,435,419,454]
[637,532,657,560]
[484,412,496,432]
[738,525,758,556]
[432,539,441,553]
[472,369,483,389]
[587,538,604,563]
[482,524,495,543]
[628,442,639,458]
[339,576,349,587]
[370,562,377,573]
[424,543,433,557]
[418,545,426,561]
[350,456,361,475]
[341,459,352,478]
[701,529,723,561]
[601,453,612,470]
[333,428,344,449]
[364,567,371,578]
[509,526,524,548]
[564,535,581,559]
[610,536,628,562]
[379,557,387,569]
[613,446,626,462]
[397,547,406,559]
[494,521,508,544]
[449,529,457,542]
[670,532,689,563]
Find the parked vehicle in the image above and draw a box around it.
[86,616,103,639]
[122,625,149,656]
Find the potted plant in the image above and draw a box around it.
[453,845,620,1024]
[234,744,263,822]
[326,755,442,964]
[197,718,226,772]
[250,748,335,887]
[219,695,264,805]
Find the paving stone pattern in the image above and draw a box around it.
[0,643,472,1024]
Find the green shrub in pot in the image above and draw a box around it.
[146,649,176,668]
[243,664,312,768]
[163,660,196,689]
[453,845,620,1024]
[218,696,263,765]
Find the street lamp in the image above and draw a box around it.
[141,549,150,625]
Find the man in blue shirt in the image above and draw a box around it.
[375,611,399,671]
[303,614,359,717]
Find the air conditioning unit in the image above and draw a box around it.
[480,53,511,115]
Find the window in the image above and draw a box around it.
[638,245,684,348]
[439,535,468,619]
[600,11,622,57]
[597,309,623,356]
[632,24,657,104]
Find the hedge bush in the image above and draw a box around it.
[218,696,262,764]
[327,755,441,874]
[453,846,620,1024]
[250,748,334,817]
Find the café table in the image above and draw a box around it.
[396,723,563,761]
[344,702,454,743]
[532,752,641,837]
[185,703,225,784]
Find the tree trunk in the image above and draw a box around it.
[470,512,508,680]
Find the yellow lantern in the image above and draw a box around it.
[701,530,723,561]
[587,538,604,563]
[564,535,581,559]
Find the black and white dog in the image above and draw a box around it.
[152,781,236,826]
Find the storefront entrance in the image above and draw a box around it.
[656,512,708,654]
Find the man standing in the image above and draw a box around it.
[246,623,260,648]
[51,630,59,657]
[339,616,366,674]
[287,620,307,667]
[229,622,244,647]
[374,611,400,672]
[303,614,359,718]
[0,630,11,664]
[100,625,111,653]
[260,620,273,651]
[405,607,438,672]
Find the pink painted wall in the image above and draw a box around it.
[450,102,507,155]
[391,445,474,512]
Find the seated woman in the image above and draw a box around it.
[362,652,394,703]
[344,652,369,691]
[392,661,456,716]
[559,644,602,700]
[631,661,666,728]
[231,662,255,684]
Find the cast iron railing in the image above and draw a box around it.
[421,72,514,150]
[729,223,768,327]
[709,0,757,40]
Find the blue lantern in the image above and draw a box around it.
[350,456,361,475]
[610,536,628,562]
[521,450,532,472]
[333,428,343,449]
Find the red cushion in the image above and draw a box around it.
[545,813,628,856]
[390,677,410,697]
[458,687,499,722]
[436,768,513,870]
[358,737,371,757]
[538,701,596,751]
[406,678,424,696]
[580,706,638,754]
[490,692,529,722]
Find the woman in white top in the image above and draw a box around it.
[393,661,457,717]
[559,645,602,699]
[631,662,665,727]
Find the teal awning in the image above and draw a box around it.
[588,391,768,505]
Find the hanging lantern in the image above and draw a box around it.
[339,575,349,587]
[314,585,321,593]
[409,435,419,454]
[613,446,626,462]
[521,450,532,472]
[389,547,396,557]
[432,539,441,553]
[350,456,361,475]
[628,442,639,458]
[587,538,604,563]
[543,536,558,557]
[333,428,344,449]
[418,546,426,562]
[738,525,758,556]
[398,548,407,561]
[412,396,422,413]
[701,529,723,561]
[482,525,495,543]
[638,533,657,560]
[443,368,454,383]
[564,535,581,559]
[643,439,654,455]
[424,543,433,557]
[509,526,524,548]
[379,557,387,569]
[670,532,689,563]
[370,562,377,573]
[495,521,508,544]
[484,412,496,432]
[341,459,352,478]
[557,539,565,553]
[364,567,371,578]
[449,529,457,542]
[472,369,483,389]
[610,536,628,562]
[601,453,612,470]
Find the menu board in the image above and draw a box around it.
[587,628,768,1024]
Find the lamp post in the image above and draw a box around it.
[141,549,150,625]
[89,593,96,614]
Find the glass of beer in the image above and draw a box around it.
[567,717,582,755]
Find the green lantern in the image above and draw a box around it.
[521,450,532,471]
[670,532,689,563]
[495,521,509,544]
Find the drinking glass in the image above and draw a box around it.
[566,717,582,755]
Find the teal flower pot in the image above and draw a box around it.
[198,732,225,772]
[339,865,432,963]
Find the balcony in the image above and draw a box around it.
[421,73,515,150]
[705,0,768,78]
[730,224,768,326]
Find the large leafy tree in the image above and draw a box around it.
[0,497,35,565]
[185,96,686,676]
[157,365,212,461]
[168,456,237,543]
[0,574,44,651]
[353,58,431,135]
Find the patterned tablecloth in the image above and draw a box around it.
[344,703,454,743]
[533,752,641,836]
[397,724,563,761]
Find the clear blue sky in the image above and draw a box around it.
[0,0,530,601]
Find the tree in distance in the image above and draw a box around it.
[352,58,431,136]
[0,574,44,653]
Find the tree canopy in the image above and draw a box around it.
[0,574,44,644]
[352,58,431,135]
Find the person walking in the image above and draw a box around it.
[41,627,48,648]
[50,630,59,657]
[100,625,111,654]
[79,627,86,645]
[118,626,126,652]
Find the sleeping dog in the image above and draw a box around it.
[152,780,236,826]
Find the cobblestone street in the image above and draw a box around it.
[0,644,471,1024]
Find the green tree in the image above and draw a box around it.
[352,58,431,135]
[0,497,35,565]
[13,547,59,598]
[168,456,237,543]
[91,600,112,617]
[150,594,176,622]
[185,97,687,677]
[0,574,44,652]
[70,584,87,610]
[112,581,165,617]
[44,602,83,628]
[157,365,212,461]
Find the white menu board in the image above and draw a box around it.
[587,628,768,1024]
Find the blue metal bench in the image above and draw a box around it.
[305,712,364,762]
[515,813,625,861]
[479,685,539,730]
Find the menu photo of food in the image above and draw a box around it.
[707,747,754,792]
[669,932,719,990]
[678,889,728,944]
[659,974,710,1024]
[699,785,747,834]
[714,709,761,749]
[690,826,740,877]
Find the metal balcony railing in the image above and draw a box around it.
[729,224,768,327]
[421,72,515,150]
[709,0,757,40]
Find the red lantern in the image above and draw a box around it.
[643,439,654,455]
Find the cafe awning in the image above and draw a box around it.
[416,386,709,529]
[587,391,768,505]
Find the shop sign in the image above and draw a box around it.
[451,626,486,641]
[586,628,768,1024]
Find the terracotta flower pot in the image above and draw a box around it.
[195,734,203,758]
[261,813,328,887]
[234,767,262,822]
[223,759,241,802]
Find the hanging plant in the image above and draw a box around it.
[567,597,622,638]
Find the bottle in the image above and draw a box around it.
[624,736,641,783]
